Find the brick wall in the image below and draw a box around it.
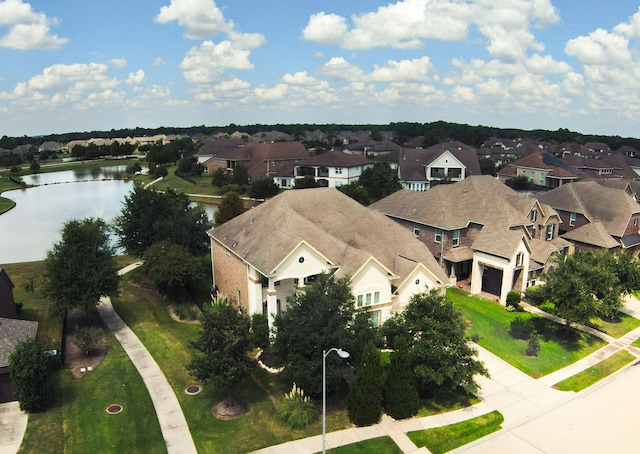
[211,240,249,311]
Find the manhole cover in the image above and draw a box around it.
[185,385,202,395]
[106,404,123,414]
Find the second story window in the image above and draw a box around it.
[452,230,460,248]
[546,224,554,241]
[413,223,420,236]
[516,252,523,267]
[435,228,442,243]
[530,209,537,222]
[335,167,343,174]
[569,213,576,226]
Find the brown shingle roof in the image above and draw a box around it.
[209,188,448,284]
[0,317,38,367]
[561,221,619,249]
[297,150,372,167]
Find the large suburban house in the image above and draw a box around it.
[197,140,309,182]
[498,151,579,188]
[370,176,570,304]
[0,268,38,403]
[537,181,640,253]
[293,151,373,188]
[398,141,481,191]
[208,188,448,326]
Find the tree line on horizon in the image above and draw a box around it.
[3,121,640,152]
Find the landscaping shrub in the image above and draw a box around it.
[524,285,547,306]
[526,331,540,356]
[509,316,535,340]
[278,383,318,429]
[384,336,419,420]
[250,313,270,349]
[173,304,199,321]
[9,338,53,412]
[347,340,384,426]
[72,325,103,355]
[506,291,522,311]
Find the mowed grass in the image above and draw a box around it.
[408,410,504,454]
[448,288,606,378]
[7,259,164,453]
[326,436,402,453]
[588,313,640,338]
[0,195,16,214]
[111,271,352,454]
[553,350,636,392]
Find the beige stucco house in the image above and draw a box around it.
[208,188,448,326]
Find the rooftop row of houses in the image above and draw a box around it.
[208,175,640,329]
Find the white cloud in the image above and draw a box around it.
[0,0,68,50]
[526,54,571,74]
[179,40,254,84]
[281,71,322,86]
[152,57,168,66]
[155,0,229,39]
[109,58,128,69]
[302,0,558,59]
[26,63,119,92]
[368,57,434,83]
[126,70,146,85]
[565,29,631,67]
[316,57,364,81]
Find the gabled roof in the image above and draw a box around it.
[472,228,528,260]
[370,175,540,231]
[0,317,38,367]
[509,151,578,178]
[561,221,619,249]
[296,150,372,168]
[537,181,640,237]
[209,188,448,284]
[398,141,481,183]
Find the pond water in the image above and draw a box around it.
[0,167,217,264]
[21,165,141,186]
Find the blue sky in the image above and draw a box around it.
[2,0,640,138]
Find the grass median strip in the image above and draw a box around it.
[326,436,402,453]
[407,410,504,454]
[553,350,636,392]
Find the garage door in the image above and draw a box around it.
[481,266,503,297]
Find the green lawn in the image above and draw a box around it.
[327,436,402,453]
[111,271,352,454]
[448,288,607,378]
[553,350,636,392]
[6,260,165,454]
[588,313,640,338]
[0,195,15,214]
[408,410,504,454]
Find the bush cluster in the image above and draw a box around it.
[279,383,318,429]
[509,316,536,340]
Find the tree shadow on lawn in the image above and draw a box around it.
[531,317,599,351]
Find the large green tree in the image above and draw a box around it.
[385,289,488,395]
[9,338,52,412]
[187,297,254,404]
[114,185,212,256]
[214,191,246,226]
[141,240,205,303]
[383,336,419,420]
[44,218,119,315]
[273,273,359,396]
[357,162,402,202]
[249,177,280,199]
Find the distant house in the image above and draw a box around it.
[198,140,309,182]
[0,269,38,403]
[293,150,373,188]
[537,180,640,253]
[371,176,569,303]
[208,188,448,326]
[498,151,579,188]
[397,141,481,191]
[343,139,401,157]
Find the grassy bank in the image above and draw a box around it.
[553,350,635,392]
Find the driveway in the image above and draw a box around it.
[0,401,28,454]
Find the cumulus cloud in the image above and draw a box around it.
[155,0,230,39]
[565,29,631,67]
[316,57,364,81]
[26,63,119,92]
[302,0,558,58]
[109,58,128,69]
[126,70,146,85]
[368,57,434,83]
[179,40,254,84]
[152,57,168,66]
[0,0,68,49]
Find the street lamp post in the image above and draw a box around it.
[322,347,350,454]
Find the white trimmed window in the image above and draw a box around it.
[435,228,442,243]
[569,212,576,226]
[452,229,460,248]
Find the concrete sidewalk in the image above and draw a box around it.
[0,402,28,454]
[98,292,197,454]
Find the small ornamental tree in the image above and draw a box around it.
[9,338,52,413]
[187,297,254,405]
[214,191,246,226]
[347,340,384,426]
[250,313,270,350]
[72,325,104,355]
[526,331,540,357]
[383,336,419,420]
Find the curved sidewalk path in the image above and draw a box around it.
[98,262,197,454]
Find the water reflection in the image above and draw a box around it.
[22,164,145,186]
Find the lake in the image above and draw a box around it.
[0,168,216,264]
